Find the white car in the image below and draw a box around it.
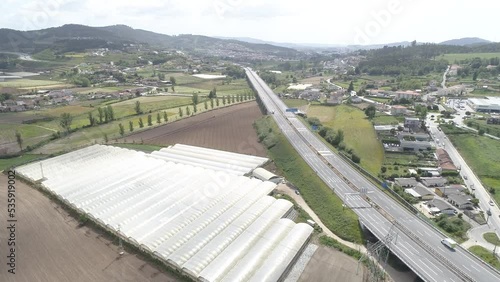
[490,200,495,206]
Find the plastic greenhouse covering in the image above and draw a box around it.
[16,145,313,282]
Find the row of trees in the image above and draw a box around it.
[306,117,361,164]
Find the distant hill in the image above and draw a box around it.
[0,24,299,58]
[439,37,491,46]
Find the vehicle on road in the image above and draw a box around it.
[295,190,300,195]
[487,209,492,216]
[441,238,457,249]
[490,200,495,206]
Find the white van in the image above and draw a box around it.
[441,238,457,249]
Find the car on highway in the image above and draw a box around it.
[463,175,468,180]
[490,200,495,206]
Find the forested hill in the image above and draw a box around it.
[357,43,500,76]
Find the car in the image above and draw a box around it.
[295,190,300,195]
[463,175,468,180]
[487,209,492,216]
[490,200,494,206]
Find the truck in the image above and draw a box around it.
[441,238,457,249]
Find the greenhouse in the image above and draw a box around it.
[16,145,313,281]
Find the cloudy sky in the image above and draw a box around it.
[1,0,498,45]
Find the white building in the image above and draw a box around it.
[467,97,500,113]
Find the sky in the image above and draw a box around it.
[1,0,499,46]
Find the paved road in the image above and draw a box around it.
[246,68,500,282]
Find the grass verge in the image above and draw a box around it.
[468,245,500,271]
[0,154,47,171]
[484,232,500,246]
[111,143,166,153]
[255,116,363,243]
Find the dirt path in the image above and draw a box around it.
[276,183,367,253]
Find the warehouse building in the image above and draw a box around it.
[16,144,312,282]
[467,97,500,113]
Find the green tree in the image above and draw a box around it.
[204,100,208,110]
[129,120,134,132]
[478,129,485,136]
[192,93,199,105]
[135,101,142,115]
[119,123,125,137]
[15,131,22,151]
[105,105,114,122]
[97,107,104,123]
[138,118,144,128]
[364,105,376,119]
[171,86,175,92]
[60,113,73,134]
[347,81,354,93]
[179,107,183,117]
[186,106,191,116]
[169,76,176,85]
[222,96,226,105]
[157,112,161,124]
[231,95,235,103]
[473,71,478,81]
[208,87,217,99]
[193,104,197,113]
[103,133,108,143]
[88,112,95,126]
[210,99,214,109]
[163,111,168,122]
[147,114,153,126]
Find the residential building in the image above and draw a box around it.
[435,185,466,197]
[404,184,434,200]
[436,148,457,171]
[395,177,418,188]
[391,105,408,115]
[404,117,421,131]
[393,91,420,100]
[427,199,456,215]
[421,177,447,188]
[447,194,474,210]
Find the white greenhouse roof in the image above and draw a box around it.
[15,145,312,281]
[149,144,269,176]
[252,167,280,182]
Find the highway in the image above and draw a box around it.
[246,68,500,282]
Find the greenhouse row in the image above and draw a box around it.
[16,145,313,282]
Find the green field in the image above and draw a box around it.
[442,125,500,202]
[308,105,384,175]
[255,116,363,243]
[0,78,68,88]
[484,232,500,246]
[438,53,500,62]
[468,246,500,270]
[282,99,309,108]
[372,114,402,125]
[0,154,47,171]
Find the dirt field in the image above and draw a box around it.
[0,173,182,282]
[298,245,365,282]
[124,101,267,157]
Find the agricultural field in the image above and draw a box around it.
[438,53,500,62]
[442,125,500,203]
[124,101,267,157]
[0,154,47,171]
[0,174,182,282]
[307,105,384,175]
[0,78,70,89]
[282,99,309,108]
